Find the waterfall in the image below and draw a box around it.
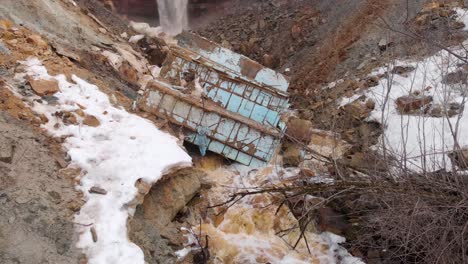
[157,0,188,36]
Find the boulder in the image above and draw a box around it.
[139,167,203,227]
[283,144,304,167]
[342,100,372,120]
[286,118,314,144]
[395,95,432,114]
[28,77,59,96]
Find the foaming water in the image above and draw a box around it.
[157,0,188,35]
[182,162,363,264]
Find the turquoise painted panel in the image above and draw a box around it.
[238,99,254,118]
[233,84,245,95]
[250,88,259,101]
[264,110,279,127]
[226,94,242,112]
[215,89,231,108]
[208,141,225,153]
[222,146,239,160]
[251,104,268,123]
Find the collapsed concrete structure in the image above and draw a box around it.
[139,32,290,166]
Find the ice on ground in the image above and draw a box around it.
[16,58,192,264]
[336,8,468,172]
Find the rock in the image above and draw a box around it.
[342,100,372,120]
[364,76,379,88]
[448,148,468,169]
[442,70,468,84]
[119,61,139,83]
[89,186,107,195]
[28,77,60,96]
[291,24,302,39]
[48,191,62,204]
[286,118,314,144]
[282,144,304,167]
[308,129,351,160]
[391,65,415,75]
[396,95,433,114]
[365,98,376,110]
[139,168,203,227]
[262,54,279,68]
[378,38,391,52]
[221,40,232,49]
[425,103,462,118]
[0,137,14,164]
[341,151,387,172]
[83,115,100,127]
[300,168,316,177]
[90,227,98,242]
[54,111,78,125]
[26,34,48,49]
[67,200,82,212]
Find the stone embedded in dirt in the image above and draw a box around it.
[118,61,139,84]
[342,100,372,120]
[282,144,304,167]
[83,115,100,127]
[364,75,379,88]
[262,54,279,68]
[308,129,351,160]
[395,95,433,114]
[365,98,376,110]
[442,70,468,84]
[378,38,392,52]
[28,77,60,96]
[0,137,14,164]
[89,186,107,195]
[291,24,302,39]
[425,103,463,118]
[67,200,82,212]
[448,148,468,169]
[26,34,48,49]
[391,65,415,75]
[286,117,314,144]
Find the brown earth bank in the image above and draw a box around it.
[1,0,468,263]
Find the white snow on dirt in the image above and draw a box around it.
[16,58,192,264]
[338,9,468,172]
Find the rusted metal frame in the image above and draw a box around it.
[167,52,287,118]
[147,82,280,137]
[142,96,269,162]
[169,45,289,98]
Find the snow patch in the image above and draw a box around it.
[17,58,192,264]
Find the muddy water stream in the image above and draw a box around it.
[180,156,361,263]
